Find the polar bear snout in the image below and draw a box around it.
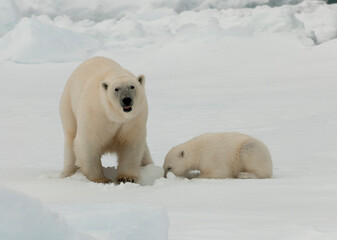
[121,97,133,112]
[122,97,132,106]
[115,85,136,113]
[163,167,171,178]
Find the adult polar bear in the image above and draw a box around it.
[60,57,153,183]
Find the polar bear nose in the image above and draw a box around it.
[122,97,132,106]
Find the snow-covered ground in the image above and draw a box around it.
[1,0,337,239]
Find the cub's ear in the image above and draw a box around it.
[180,150,185,158]
[137,74,145,86]
[101,82,108,90]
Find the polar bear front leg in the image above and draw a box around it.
[116,141,144,183]
[74,137,111,183]
[198,167,232,179]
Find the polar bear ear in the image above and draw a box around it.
[101,82,108,90]
[137,75,145,86]
[180,150,185,158]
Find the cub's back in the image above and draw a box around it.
[191,132,252,148]
[184,132,252,159]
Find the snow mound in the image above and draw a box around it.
[0,0,21,37]
[0,186,92,240]
[51,203,169,240]
[139,164,164,186]
[0,17,99,63]
[166,172,179,180]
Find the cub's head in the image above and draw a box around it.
[163,147,188,178]
[100,74,146,122]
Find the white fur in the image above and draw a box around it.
[163,132,272,179]
[60,56,152,183]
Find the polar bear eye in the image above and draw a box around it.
[130,85,135,89]
[167,167,172,171]
[115,88,119,92]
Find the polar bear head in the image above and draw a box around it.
[163,146,189,177]
[100,74,146,122]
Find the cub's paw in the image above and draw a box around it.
[116,175,137,184]
[93,177,112,184]
[237,172,258,179]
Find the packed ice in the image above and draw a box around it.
[0,0,336,63]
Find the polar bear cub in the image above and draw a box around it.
[163,132,272,179]
[60,57,153,183]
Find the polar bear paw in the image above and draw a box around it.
[93,177,112,184]
[237,172,258,179]
[116,175,137,184]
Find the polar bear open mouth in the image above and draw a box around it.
[123,106,132,112]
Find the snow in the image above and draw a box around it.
[1,0,337,239]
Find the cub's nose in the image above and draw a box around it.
[122,97,132,106]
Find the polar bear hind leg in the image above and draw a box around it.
[238,140,273,179]
[60,93,79,178]
[61,133,79,177]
